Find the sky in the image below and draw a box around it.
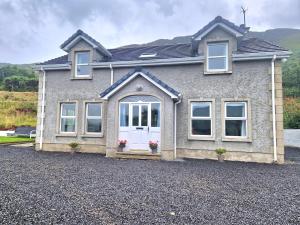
[0,0,299,64]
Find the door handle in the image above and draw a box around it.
[148,126,149,132]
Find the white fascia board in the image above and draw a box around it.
[91,56,204,68]
[233,51,292,61]
[34,64,71,71]
[194,23,243,41]
[101,72,179,100]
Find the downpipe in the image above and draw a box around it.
[271,55,277,162]
[110,63,114,85]
[174,95,182,159]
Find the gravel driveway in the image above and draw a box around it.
[0,146,299,225]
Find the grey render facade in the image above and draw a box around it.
[35,16,291,163]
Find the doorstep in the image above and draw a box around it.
[115,150,161,160]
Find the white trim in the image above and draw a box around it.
[190,102,213,138]
[194,23,243,41]
[39,68,46,150]
[60,103,77,133]
[207,42,228,72]
[63,35,98,51]
[232,51,291,61]
[85,102,102,134]
[101,72,179,100]
[271,55,277,162]
[224,102,247,138]
[75,51,90,77]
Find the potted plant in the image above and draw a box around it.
[69,142,80,154]
[215,148,227,162]
[149,141,158,154]
[118,140,127,152]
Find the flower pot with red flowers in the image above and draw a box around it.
[149,141,158,154]
[118,140,127,152]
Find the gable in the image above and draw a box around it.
[100,68,180,100]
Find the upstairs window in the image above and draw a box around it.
[207,42,228,72]
[75,51,90,77]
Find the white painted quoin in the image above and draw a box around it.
[119,95,161,152]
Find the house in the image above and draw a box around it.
[35,16,291,163]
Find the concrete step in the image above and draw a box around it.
[115,150,161,160]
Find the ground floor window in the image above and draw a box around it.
[85,103,102,133]
[60,103,76,133]
[190,102,212,136]
[224,102,247,137]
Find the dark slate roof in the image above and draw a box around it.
[236,37,288,53]
[192,16,249,39]
[60,29,112,58]
[99,67,180,99]
[39,37,289,65]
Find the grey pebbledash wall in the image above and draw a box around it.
[36,58,276,160]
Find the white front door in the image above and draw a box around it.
[119,101,160,152]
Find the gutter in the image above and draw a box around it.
[39,67,46,150]
[271,55,277,162]
[174,95,182,159]
[109,63,114,85]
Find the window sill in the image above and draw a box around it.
[188,135,215,141]
[70,76,92,80]
[55,133,77,137]
[81,133,104,138]
[204,71,232,75]
[222,137,252,142]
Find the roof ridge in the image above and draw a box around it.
[109,43,190,51]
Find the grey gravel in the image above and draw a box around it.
[0,146,299,225]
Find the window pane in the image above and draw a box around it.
[76,52,89,64]
[208,57,226,70]
[87,119,101,133]
[208,43,227,56]
[132,105,139,126]
[151,103,160,127]
[87,103,101,117]
[192,102,210,117]
[61,118,75,132]
[141,105,148,126]
[192,120,211,135]
[226,103,245,117]
[225,120,246,136]
[120,104,129,127]
[77,65,90,76]
[62,103,75,116]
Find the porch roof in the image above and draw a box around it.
[99,68,181,100]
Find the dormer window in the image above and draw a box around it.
[75,51,90,77]
[207,42,228,72]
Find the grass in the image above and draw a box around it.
[0,136,34,144]
[0,91,37,130]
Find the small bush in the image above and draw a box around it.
[69,142,79,150]
[215,148,227,155]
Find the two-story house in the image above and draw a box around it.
[35,16,291,163]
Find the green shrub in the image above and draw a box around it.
[215,148,227,155]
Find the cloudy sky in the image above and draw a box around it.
[0,0,299,64]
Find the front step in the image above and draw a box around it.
[115,150,161,160]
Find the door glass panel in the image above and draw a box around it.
[151,103,160,127]
[132,105,139,126]
[120,104,129,127]
[141,105,148,126]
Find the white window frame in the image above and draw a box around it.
[224,102,247,138]
[85,103,102,134]
[75,51,90,77]
[207,42,228,72]
[60,103,76,133]
[190,102,212,137]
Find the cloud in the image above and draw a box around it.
[0,0,299,64]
